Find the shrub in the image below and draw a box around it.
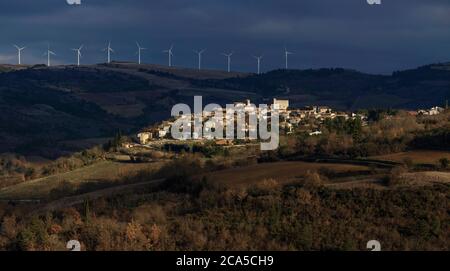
[384,166,408,186]
[248,179,280,196]
[17,217,49,251]
[302,171,325,187]
[1,215,18,240]
[439,158,449,169]
[154,156,203,179]
[402,157,414,169]
[48,181,76,200]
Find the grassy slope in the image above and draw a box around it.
[3,150,449,200]
[371,150,450,164]
[0,161,162,199]
[203,161,370,186]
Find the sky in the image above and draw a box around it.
[0,0,450,74]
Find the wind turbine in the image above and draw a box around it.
[163,44,174,67]
[72,45,83,66]
[194,49,206,70]
[44,44,56,67]
[253,55,263,75]
[222,52,234,73]
[284,47,293,69]
[103,41,114,64]
[13,44,26,65]
[136,42,147,64]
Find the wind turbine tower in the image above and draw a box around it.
[194,49,206,70]
[13,45,26,65]
[103,42,114,64]
[222,52,234,73]
[163,44,174,67]
[136,42,147,65]
[284,48,293,69]
[72,45,83,66]
[45,44,56,67]
[253,55,263,75]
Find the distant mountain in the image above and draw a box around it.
[0,62,449,157]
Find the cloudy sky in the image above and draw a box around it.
[0,0,449,74]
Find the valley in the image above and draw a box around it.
[0,63,449,251]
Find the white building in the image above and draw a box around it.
[309,131,323,136]
[273,98,289,112]
[137,132,152,144]
[418,106,445,116]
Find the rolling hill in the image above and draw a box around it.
[0,62,449,157]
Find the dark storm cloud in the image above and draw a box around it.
[1,0,450,73]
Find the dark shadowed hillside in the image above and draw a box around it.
[194,64,450,109]
[0,62,449,157]
[0,64,255,157]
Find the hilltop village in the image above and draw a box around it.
[134,98,446,147]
